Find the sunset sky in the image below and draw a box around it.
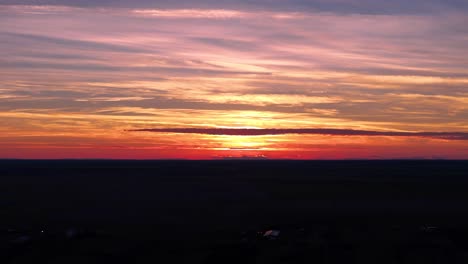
[1,0,468,159]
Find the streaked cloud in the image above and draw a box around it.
[2,1,468,14]
[132,9,246,19]
[1,2,467,159]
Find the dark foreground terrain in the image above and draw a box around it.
[1,160,468,263]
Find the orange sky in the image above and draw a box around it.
[1,3,468,159]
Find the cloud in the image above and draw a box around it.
[2,32,149,53]
[129,128,468,140]
[4,60,272,76]
[1,2,468,159]
[1,1,467,14]
[132,9,247,19]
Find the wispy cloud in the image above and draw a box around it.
[2,1,468,14]
[131,9,246,19]
[1,2,468,158]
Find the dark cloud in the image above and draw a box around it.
[4,60,272,77]
[129,128,468,140]
[0,93,309,113]
[13,52,96,61]
[192,37,257,51]
[2,32,150,54]
[1,0,467,14]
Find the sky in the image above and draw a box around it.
[1,0,468,159]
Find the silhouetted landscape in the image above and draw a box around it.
[1,160,468,263]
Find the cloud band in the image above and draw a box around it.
[129,128,468,140]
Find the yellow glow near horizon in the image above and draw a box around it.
[1,5,468,159]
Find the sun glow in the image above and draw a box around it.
[213,135,273,151]
[1,4,468,159]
